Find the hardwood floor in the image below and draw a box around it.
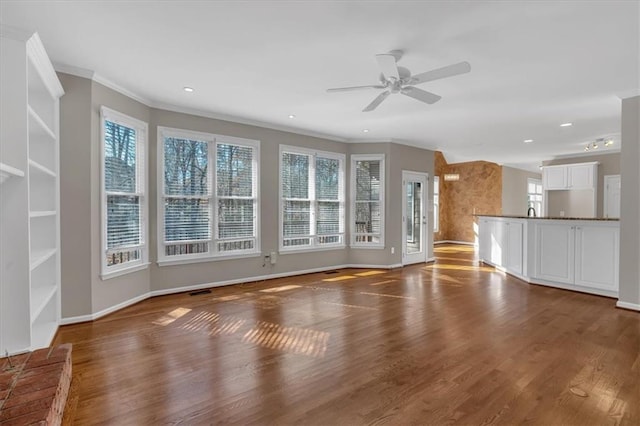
[56,244,640,425]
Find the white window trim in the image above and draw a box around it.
[100,106,149,279]
[157,127,260,265]
[350,153,385,248]
[278,144,346,253]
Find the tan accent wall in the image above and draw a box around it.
[434,152,502,243]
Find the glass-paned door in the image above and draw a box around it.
[402,171,428,265]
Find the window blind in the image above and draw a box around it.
[280,148,344,249]
[104,119,143,266]
[163,137,211,256]
[216,143,256,252]
[354,159,382,244]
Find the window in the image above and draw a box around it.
[351,154,385,247]
[101,107,148,278]
[528,178,543,216]
[433,176,440,232]
[279,145,345,251]
[158,127,259,264]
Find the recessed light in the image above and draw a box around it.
[288,114,295,119]
[604,139,614,147]
[524,139,533,143]
[560,122,573,127]
[363,129,369,133]
[183,87,194,93]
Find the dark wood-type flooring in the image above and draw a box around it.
[55,244,640,425]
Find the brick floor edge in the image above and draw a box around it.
[0,344,72,426]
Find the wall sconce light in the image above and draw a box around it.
[444,174,460,181]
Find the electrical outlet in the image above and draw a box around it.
[391,247,395,254]
[270,251,277,265]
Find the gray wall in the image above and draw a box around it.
[502,166,541,216]
[618,95,639,308]
[544,152,620,217]
[57,73,436,319]
[58,73,92,317]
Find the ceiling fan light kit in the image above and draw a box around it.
[327,49,471,112]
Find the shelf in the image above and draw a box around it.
[31,284,56,323]
[0,162,25,184]
[30,210,56,218]
[30,248,57,271]
[31,320,58,350]
[28,105,56,141]
[28,159,56,177]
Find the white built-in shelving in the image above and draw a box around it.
[1,25,64,355]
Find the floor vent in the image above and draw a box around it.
[324,271,339,275]
[189,289,212,296]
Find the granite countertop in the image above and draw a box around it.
[475,214,619,221]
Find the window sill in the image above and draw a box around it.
[279,245,346,255]
[101,262,150,280]
[157,251,262,267]
[349,245,386,250]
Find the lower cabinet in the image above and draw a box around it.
[533,221,619,295]
[574,225,619,292]
[477,217,524,275]
[477,216,619,298]
[534,223,575,284]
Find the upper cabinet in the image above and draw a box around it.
[542,162,598,191]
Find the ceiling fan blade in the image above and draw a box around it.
[327,85,386,92]
[362,90,391,112]
[401,86,441,104]
[376,54,400,80]
[411,61,471,85]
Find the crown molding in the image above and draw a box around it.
[151,101,347,143]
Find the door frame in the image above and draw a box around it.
[401,170,429,265]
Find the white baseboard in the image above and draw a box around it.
[434,240,477,246]
[616,301,640,312]
[61,262,404,325]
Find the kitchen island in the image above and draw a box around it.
[476,215,620,298]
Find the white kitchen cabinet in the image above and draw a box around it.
[0,27,64,355]
[477,217,524,274]
[542,166,567,190]
[534,223,575,284]
[542,162,598,191]
[574,225,619,291]
[505,221,523,275]
[567,163,595,189]
[478,217,492,263]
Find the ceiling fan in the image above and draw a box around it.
[327,50,471,112]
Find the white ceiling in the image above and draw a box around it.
[2,1,638,171]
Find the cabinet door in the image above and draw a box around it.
[478,219,492,262]
[568,164,594,189]
[543,167,567,190]
[490,220,506,267]
[574,226,619,291]
[505,221,523,275]
[534,223,574,283]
